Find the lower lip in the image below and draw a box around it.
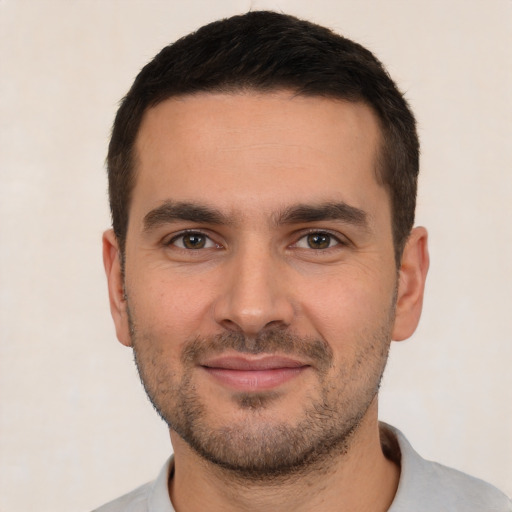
[202,367,307,391]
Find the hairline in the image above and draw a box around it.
[118,87,401,267]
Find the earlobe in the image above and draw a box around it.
[392,227,429,341]
[102,229,132,347]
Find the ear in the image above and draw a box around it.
[102,229,132,347]
[392,227,429,341]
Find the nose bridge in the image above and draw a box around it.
[214,236,293,335]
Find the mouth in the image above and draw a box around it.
[200,355,311,391]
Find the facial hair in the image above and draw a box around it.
[128,307,394,481]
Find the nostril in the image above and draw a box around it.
[219,318,244,333]
[212,265,295,335]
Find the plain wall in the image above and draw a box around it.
[1,1,511,510]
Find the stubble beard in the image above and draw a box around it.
[129,309,394,482]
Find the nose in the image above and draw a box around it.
[213,243,295,337]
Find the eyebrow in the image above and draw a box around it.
[143,201,229,232]
[143,200,369,232]
[274,202,369,228]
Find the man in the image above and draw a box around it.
[97,11,511,512]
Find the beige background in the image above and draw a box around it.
[1,1,511,510]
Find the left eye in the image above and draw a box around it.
[295,232,340,250]
[170,232,217,250]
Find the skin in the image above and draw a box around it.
[103,91,429,512]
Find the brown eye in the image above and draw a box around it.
[182,234,206,249]
[170,232,215,249]
[294,232,341,250]
[307,233,332,249]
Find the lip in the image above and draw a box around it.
[200,355,310,391]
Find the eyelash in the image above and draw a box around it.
[165,229,348,251]
[292,230,348,250]
[165,230,221,250]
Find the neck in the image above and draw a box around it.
[168,404,400,512]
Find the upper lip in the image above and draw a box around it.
[200,355,309,371]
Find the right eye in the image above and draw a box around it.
[168,232,217,250]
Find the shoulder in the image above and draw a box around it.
[92,457,175,512]
[92,481,153,512]
[383,424,512,512]
[416,459,512,510]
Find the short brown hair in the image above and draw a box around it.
[108,11,419,264]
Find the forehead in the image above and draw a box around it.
[132,91,386,223]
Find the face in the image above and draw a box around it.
[104,91,428,478]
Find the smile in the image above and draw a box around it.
[200,355,310,391]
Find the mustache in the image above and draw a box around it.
[181,329,334,372]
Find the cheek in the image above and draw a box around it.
[297,270,395,344]
[127,271,216,342]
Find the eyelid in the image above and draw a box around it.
[164,229,223,249]
[161,227,350,251]
[291,229,351,249]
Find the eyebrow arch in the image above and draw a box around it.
[275,202,369,228]
[143,201,229,232]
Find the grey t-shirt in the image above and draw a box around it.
[93,425,512,511]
